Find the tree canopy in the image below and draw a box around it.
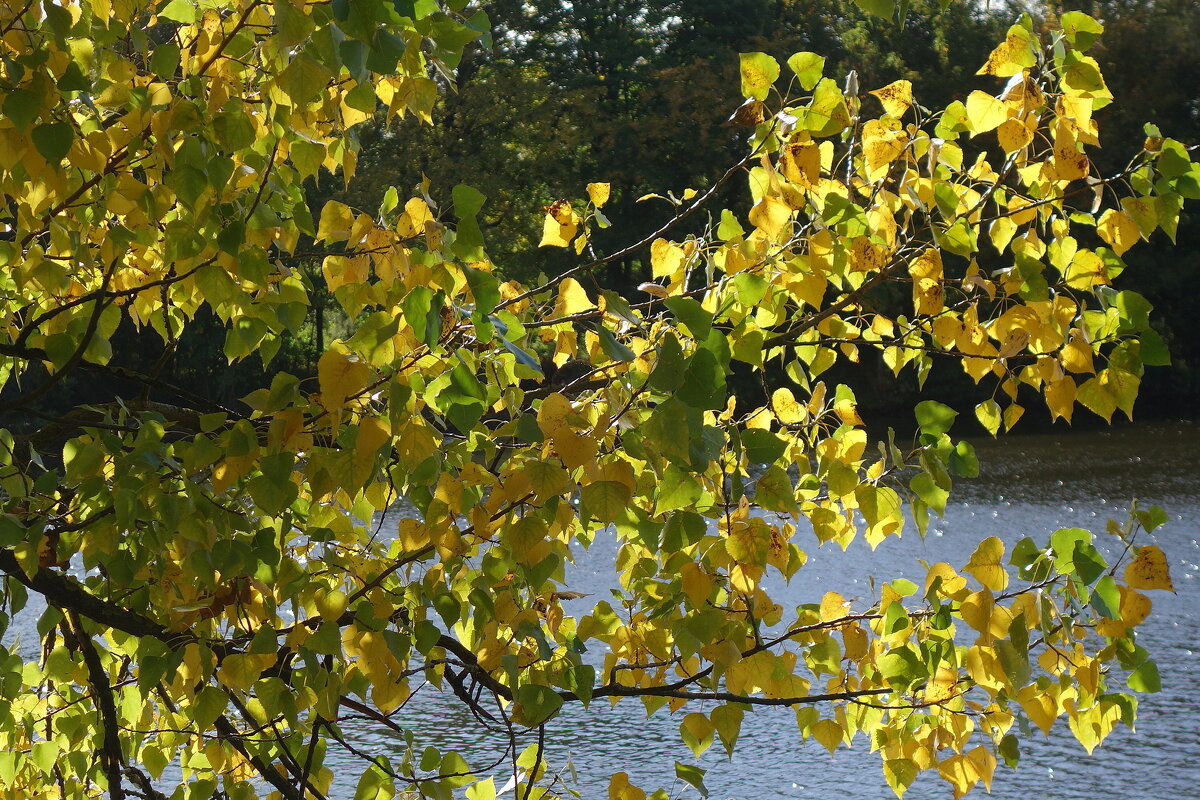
[0,2,1194,800]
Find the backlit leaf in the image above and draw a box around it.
[1124,545,1175,592]
[739,52,780,101]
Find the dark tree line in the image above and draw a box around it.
[8,1,1195,429]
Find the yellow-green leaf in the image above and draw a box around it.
[1124,545,1175,592]
[739,52,780,101]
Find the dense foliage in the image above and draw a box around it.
[0,2,1192,800]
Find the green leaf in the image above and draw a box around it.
[733,272,769,306]
[877,646,925,690]
[463,265,499,314]
[1091,575,1121,619]
[1133,504,1170,533]
[1072,542,1107,585]
[854,0,896,18]
[158,0,198,23]
[741,429,787,464]
[353,764,395,800]
[787,52,825,91]
[884,758,918,798]
[910,472,948,516]
[649,333,686,392]
[581,480,632,524]
[642,398,694,464]
[664,296,713,340]
[1059,11,1104,50]
[276,54,335,105]
[32,121,74,164]
[998,734,1021,768]
[654,465,702,516]
[512,684,563,726]
[1128,659,1161,692]
[452,184,487,261]
[565,664,594,705]
[1051,528,1092,574]
[676,348,726,411]
[755,464,798,514]
[675,762,709,797]
[949,441,978,478]
[3,89,40,130]
[597,326,636,362]
[915,400,957,437]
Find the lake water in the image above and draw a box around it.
[340,422,1200,800]
[5,423,1199,799]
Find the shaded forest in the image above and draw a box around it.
[11,0,1198,430]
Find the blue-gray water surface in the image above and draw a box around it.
[346,423,1200,800]
[5,423,1199,799]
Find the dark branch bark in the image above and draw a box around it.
[67,610,126,800]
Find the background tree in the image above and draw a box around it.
[0,3,1193,800]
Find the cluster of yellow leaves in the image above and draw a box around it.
[0,5,1192,800]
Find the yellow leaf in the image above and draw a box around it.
[811,718,843,755]
[924,666,960,703]
[925,563,968,603]
[316,200,354,243]
[1045,376,1077,423]
[739,52,780,101]
[964,537,1008,591]
[554,277,595,317]
[608,772,647,800]
[540,200,579,248]
[833,397,863,427]
[1121,196,1157,237]
[909,248,943,316]
[996,118,1032,152]
[748,196,792,240]
[964,743,993,796]
[322,254,369,291]
[965,91,1009,134]
[537,392,598,469]
[771,387,807,424]
[841,624,868,660]
[536,392,578,438]
[372,679,411,715]
[217,653,275,693]
[587,182,611,208]
[1058,333,1094,374]
[680,562,713,607]
[959,589,994,634]
[398,518,431,552]
[819,591,848,622]
[938,754,979,800]
[862,117,908,178]
[317,346,371,415]
[1096,585,1152,637]
[1063,249,1108,289]
[977,26,1036,77]
[1017,684,1059,735]
[780,138,820,186]
[398,196,434,238]
[680,712,714,756]
[1124,545,1174,592]
[869,80,913,117]
[650,238,686,278]
[974,399,1002,436]
[1049,125,1090,181]
[1097,209,1140,256]
[989,216,1018,253]
[355,421,394,469]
